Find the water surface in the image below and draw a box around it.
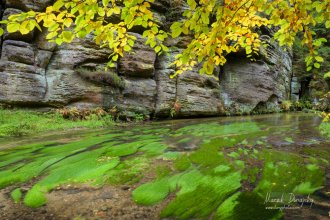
[0,113,329,219]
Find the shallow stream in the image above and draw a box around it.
[0,113,329,219]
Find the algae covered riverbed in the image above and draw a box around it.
[0,113,329,219]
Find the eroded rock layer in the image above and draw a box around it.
[0,0,292,118]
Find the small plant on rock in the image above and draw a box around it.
[133,113,146,122]
[280,100,293,111]
[76,67,125,89]
[170,99,182,118]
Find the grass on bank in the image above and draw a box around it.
[0,109,114,137]
[320,121,330,138]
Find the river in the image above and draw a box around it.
[0,113,329,219]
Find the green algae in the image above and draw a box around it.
[254,150,325,197]
[132,121,327,219]
[160,172,241,219]
[174,154,191,171]
[24,186,48,208]
[107,157,149,184]
[155,165,172,179]
[139,142,168,156]
[23,152,120,207]
[215,192,241,220]
[10,188,22,203]
[214,164,231,173]
[215,192,282,220]
[0,127,173,208]
[161,151,181,160]
[174,121,260,137]
[284,137,294,143]
[189,145,226,168]
[0,113,328,219]
[132,178,170,205]
[104,142,140,157]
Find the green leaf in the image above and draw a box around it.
[161,44,169,52]
[53,0,64,11]
[123,45,131,52]
[314,62,321,69]
[46,31,58,40]
[27,11,36,17]
[107,61,116,68]
[324,72,330,79]
[326,20,330,28]
[32,20,42,31]
[98,8,105,17]
[77,30,87,38]
[170,22,182,38]
[315,4,323,13]
[128,39,134,47]
[187,0,197,9]
[112,54,119,61]
[155,46,161,53]
[315,56,324,62]
[201,13,209,24]
[55,38,63,45]
[102,0,110,7]
[0,28,4,36]
[7,22,20,33]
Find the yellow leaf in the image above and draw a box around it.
[19,20,30,34]
[113,7,120,15]
[46,6,54,13]
[46,31,58,39]
[62,31,74,42]
[63,18,73,27]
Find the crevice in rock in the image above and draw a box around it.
[252,94,279,113]
[289,67,293,100]
[174,74,179,108]
[42,50,55,101]
[218,65,225,83]
[0,0,5,59]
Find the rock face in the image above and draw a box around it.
[220,37,292,114]
[0,1,293,118]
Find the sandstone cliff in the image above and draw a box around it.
[0,0,293,118]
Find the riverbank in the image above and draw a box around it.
[0,108,329,139]
[0,109,116,138]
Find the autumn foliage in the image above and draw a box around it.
[0,0,329,77]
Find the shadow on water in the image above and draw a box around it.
[0,113,329,219]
